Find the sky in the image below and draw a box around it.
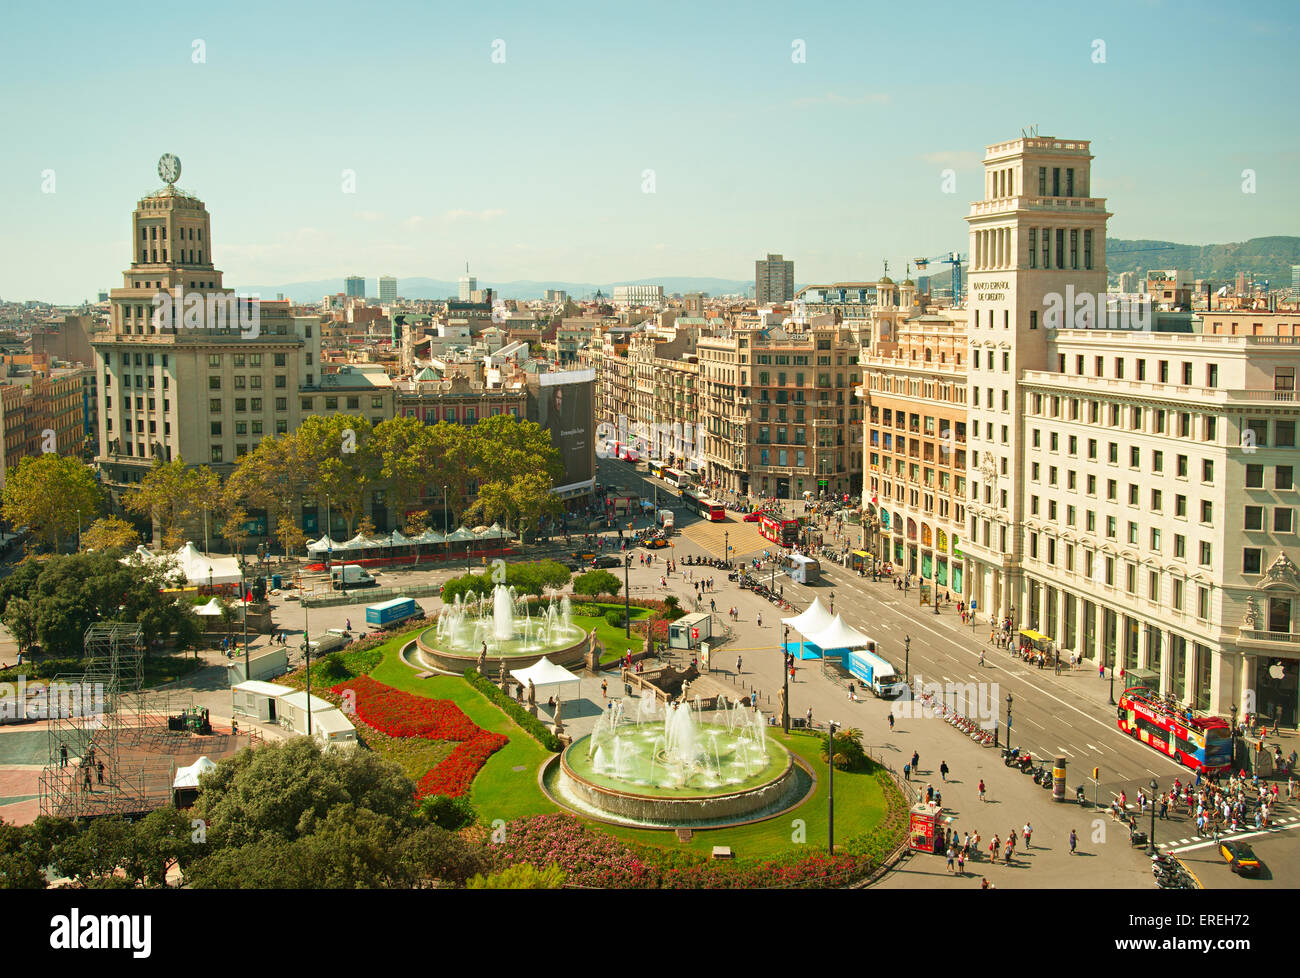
[1,0,1297,303]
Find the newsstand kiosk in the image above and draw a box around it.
[909,803,948,854]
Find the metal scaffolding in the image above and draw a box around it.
[39,622,148,819]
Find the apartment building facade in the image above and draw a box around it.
[859,304,968,592]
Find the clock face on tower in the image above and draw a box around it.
[158,153,181,185]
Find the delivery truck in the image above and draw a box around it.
[366,596,420,628]
[847,647,908,698]
[330,564,377,590]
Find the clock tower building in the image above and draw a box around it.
[960,135,1111,623]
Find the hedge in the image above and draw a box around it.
[464,668,563,753]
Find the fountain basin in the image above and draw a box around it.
[414,626,589,674]
[553,727,803,827]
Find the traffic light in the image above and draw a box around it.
[1092,767,1100,780]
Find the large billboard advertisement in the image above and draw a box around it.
[529,369,595,496]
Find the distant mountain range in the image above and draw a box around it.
[232,237,1300,304]
[233,276,754,303]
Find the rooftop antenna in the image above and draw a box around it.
[1020,124,1039,138]
[882,259,889,279]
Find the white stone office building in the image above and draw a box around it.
[958,134,1300,721]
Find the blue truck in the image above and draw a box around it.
[365,596,420,628]
[847,648,908,698]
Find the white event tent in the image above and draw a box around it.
[173,755,217,790]
[803,614,875,654]
[509,656,582,700]
[125,542,241,586]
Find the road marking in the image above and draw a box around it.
[1086,743,1099,752]
[1058,747,1073,756]
[1020,715,1042,729]
[1167,820,1300,854]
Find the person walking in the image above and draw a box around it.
[736,654,743,675]
[989,834,999,864]
[940,760,949,783]
[345,618,351,632]
[956,849,966,875]
[946,845,955,874]
[806,706,813,727]
[911,749,920,773]
[978,778,986,803]
[903,763,911,782]
[926,783,934,805]
[979,650,985,668]
[1023,821,1032,848]
[756,611,762,628]
[601,679,608,699]
[1069,829,1078,854]
[888,712,895,731]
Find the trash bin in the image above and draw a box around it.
[272,574,282,589]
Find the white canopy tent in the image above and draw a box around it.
[172,755,217,790]
[307,535,345,555]
[804,614,875,652]
[175,542,242,585]
[509,656,582,700]
[781,597,834,634]
[125,542,240,585]
[194,597,226,617]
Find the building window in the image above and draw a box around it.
[1244,548,1263,575]
[1275,508,1294,533]
[1279,466,1294,490]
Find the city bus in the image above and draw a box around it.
[758,512,800,547]
[1117,685,1233,774]
[662,467,693,489]
[680,488,726,521]
[647,459,668,479]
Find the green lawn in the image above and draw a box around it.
[350,625,896,861]
[568,603,652,664]
[369,641,555,823]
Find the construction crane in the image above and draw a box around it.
[912,252,968,304]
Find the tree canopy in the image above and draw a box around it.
[1,454,103,552]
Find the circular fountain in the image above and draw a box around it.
[413,585,590,673]
[544,695,811,828]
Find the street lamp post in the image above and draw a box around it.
[1004,693,1013,751]
[623,554,631,638]
[1230,704,1238,767]
[442,486,449,567]
[303,601,312,738]
[827,720,838,857]
[782,628,791,734]
[1109,659,1116,706]
[904,634,911,680]
[240,563,249,683]
[76,509,81,552]
[1147,777,1158,855]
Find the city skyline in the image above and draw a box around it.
[2,0,1298,304]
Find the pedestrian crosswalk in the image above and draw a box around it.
[1156,813,1300,851]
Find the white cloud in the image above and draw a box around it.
[353,210,385,222]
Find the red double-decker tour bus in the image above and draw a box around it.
[1117,685,1233,774]
[758,513,800,547]
[680,488,725,521]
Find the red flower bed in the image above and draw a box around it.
[332,676,507,799]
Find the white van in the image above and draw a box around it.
[330,564,376,590]
[658,510,675,531]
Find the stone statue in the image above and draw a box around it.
[477,643,488,674]
[497,659,506,686]
[1243,595,1259,629]
[553,695,565,734]
[527,678,536,706]
[778,685,787,721]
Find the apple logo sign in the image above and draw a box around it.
[1269,661,1286,681]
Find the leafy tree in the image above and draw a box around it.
[220,505,251,557]
[297,415,380,537]
[49,815,136,888]
[404,509,429,537]
[371,417,437,523]
[124,459,219,549]
[1,454,103,552]
[417,794,477,831]
[80,515,140,552]
[820,727,868,771]
[0,550,201,656]
[0,818,49,889]
[275,515,307,559]
[573,569,621,598]
[467,862,566,889]
[427,422,472,525]
[439,571,494,604]
[2,597,37,654]
[225,434,306,546]
[191,737,415,849]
